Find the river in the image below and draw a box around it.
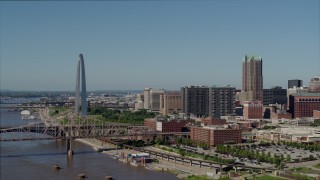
[0,107,178,180]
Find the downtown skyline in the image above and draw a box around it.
[0,0,319,91]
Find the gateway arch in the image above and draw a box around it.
[75,54,87,115]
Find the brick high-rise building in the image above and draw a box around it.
[242,55,263,102]
[144,118,192,132]
[243,101,263,119]
[160,91,182,115]
[156,120,191,132]
[289,93,320,118]
[287,86,309,106]
[190,126,241,147]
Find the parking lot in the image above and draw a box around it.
[261,144,320,160]
[176,144,320,169]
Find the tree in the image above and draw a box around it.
[286,154,291,162]
[308,155,315,161]
[155,137,162,145]
[178,149,186,156]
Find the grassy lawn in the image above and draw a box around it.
[257,176,287,180]
[291,173,316,180]
[292,166,320,174]
[313,163,320,169]
[294,167,310,173]
[88,114,104,120]
[185,175,210,180]
[247,175,287,180]
[88,114,144,125]
[185,175,230,180]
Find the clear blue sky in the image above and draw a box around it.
[0,0,319,91]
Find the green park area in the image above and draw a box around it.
[88,108,156,124]
[48,106,157,125]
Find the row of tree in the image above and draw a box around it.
[282,141,320,152]
[176,137,210,149]
[159,145,234,164]
[155,137,234,164]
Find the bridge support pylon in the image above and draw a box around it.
[67,139,73,156]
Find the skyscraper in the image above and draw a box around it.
[143,88,164,112]
[160,91,182,115]
[209,86,236,118]
[242,55,263,102]
[181,86,236,118]
[143,88,151,109]
[149,89,165,112]
[181,86,210,117]
[75,54,87,115]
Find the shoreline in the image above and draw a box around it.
[75,138,213,179]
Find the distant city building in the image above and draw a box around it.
[181,86,210,117]
[134,93,144,111]
[309,76,320,93]
[149,89,165,112]
[190,126,241,147]
[287,86,309,106]
[136,93,144,102]
[241,55,263,103]
[143,88,165,112]
[289,93,320,118]
[134,100,144,111]
[288,79,303,89]
[263,86,287,105]
[143,88,151,109]
[209,86,236,118]
[159,91,182,115]
[243,101,263,119]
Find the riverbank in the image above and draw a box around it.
[75,138,219,179]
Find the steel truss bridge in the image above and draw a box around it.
[0,113,188,142]
[1,117,146,141]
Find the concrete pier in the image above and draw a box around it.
[67,139,73,156]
